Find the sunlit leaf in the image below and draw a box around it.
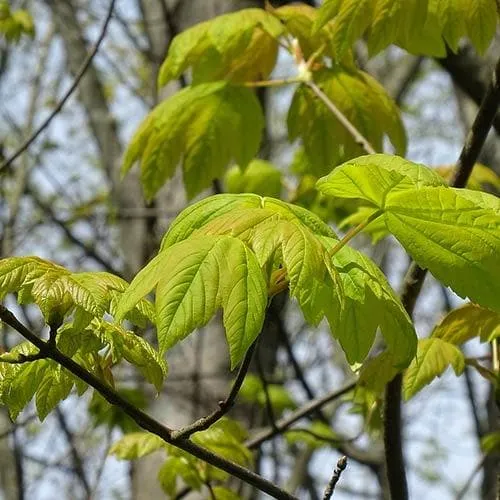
[403,338,465,399]
[288,71,406,176]
[431,304,500,344]
[158,9,282,86]
[122,82,264,200]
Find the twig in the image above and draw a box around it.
[171,341,257,440]
[306,81,376,155]
[256,341,278,430]
[55,408,91,497]
[455,455,487,500]
[28,184,123,277]
[12,426,24,500]
[383,53,500,500]
[246,381,356,449]
[0,305,296,500]
[0,414,36,440]
[0,0,116,173]
[278,324,329,423]
[322,456,347,500]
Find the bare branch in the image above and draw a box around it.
[246,382,356,449]
[322,456,347,500]
[55,408,91,497]
[171,341,257,440]
[0,0,116,174]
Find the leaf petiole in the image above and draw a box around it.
[328,209,384,258]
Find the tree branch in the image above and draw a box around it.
[171,341,257,440]
[322,456,347,500]
[438,45,500,136]
[246,381,356,449]
[383,53,500,500]
[0,306,296,500]
[0,0,116,174]
[55,407,91,498]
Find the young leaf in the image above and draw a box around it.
[431,304,500,345]
[110,432,166,459]
[272,4,345,61]
[224,159,282,198]
[194,206,339,316]
[157,9,283,87]
[481,431,500,455]
[316,154,445,206]
[358,350,400,393]
[239,374,296,415]
[314,0,497,57]
[0,257,151,327]
[318,157,500,313]
[285,421,340,448]
[314,0,373,60]
[161,194,337,251]
[0,346,50,419]
[158,456,203,497]
[93,320,167,391]
[122,82,264,200]
[403,338,465,400]
[192,418,252,466]
[161,194,263,249]
[212,487,241,500]
[288,70,406,176]
[384,187,500,313]
[116,235,268,369]
[35,364,74,421]
[320,238,417,366]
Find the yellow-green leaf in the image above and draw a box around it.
[431,304,500,344]
[158,9,282,87]
[122,82,264,200]
[403,338,465,400]
[288,70,406,176]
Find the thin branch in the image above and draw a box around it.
[322,456,347,500]
[0,306,296,500]
[256,341,278,430]
[171,341,257,440]
[12,426,25,500]
[455,455,487,500]
[0,0,116,173]
[383,53,500,500]
[278,325,328,423]
[246,381,356,449]
[306,81,376,155]
[28,185,123,277]
[452,56,500,186]
[0,415,36,440]
[55,408,91,498]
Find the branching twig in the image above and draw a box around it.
[172,341,257,440]
[0,0,116,173]
[322,456,347,500]
[383,53,500,500]
[0,305,296,500]
[246,381,356,449]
